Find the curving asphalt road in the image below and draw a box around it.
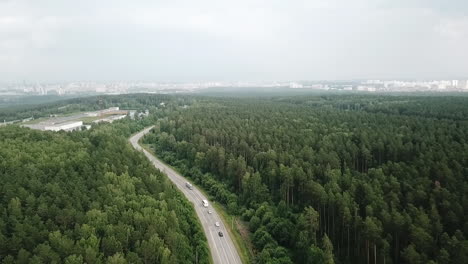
[130,126,243,264]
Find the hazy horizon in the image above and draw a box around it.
[1,0,467,82]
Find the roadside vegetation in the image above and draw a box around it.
[143,95,468,264]
[2,93,468,264]
[142,143,253,264]
[0,120,210,263]
[0,93,181,123]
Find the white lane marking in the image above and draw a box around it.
[217,232,231,263]
[208,226,223,263]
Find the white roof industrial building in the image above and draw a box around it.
[44,121,83,132]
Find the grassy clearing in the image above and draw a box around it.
[81,114,127,124]
[60,111,86,117]
[22,117,48,125]
[79,116,102,124]
[22,111,87,124]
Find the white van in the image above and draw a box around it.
[202,200,209,207]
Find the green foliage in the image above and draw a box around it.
[0,93,188,122]
[142,94,468,264]
[0,124,209,263]
[322,234,334,264]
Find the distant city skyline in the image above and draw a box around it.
[1,79,468,96]
[1,0,468,82]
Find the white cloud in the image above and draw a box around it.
[0,0,467,81]
[435,17,468,39]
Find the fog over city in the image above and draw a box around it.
[1,0,467,82]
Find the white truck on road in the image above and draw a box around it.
[202,199,209,207]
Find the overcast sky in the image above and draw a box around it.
[1,0,467,82]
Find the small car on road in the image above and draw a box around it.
[215,222,220,227]
[218,231,223,237]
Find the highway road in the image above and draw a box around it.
[130,126,243,264]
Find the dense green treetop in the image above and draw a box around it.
[1,93,468,264]
[142,94,468,264]
[0,121,209,264]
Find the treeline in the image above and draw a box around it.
[276,94,468,121]
[0,95,86,108]
[0,94,190,122]
[143,96,468,264]
[0,123,209,263]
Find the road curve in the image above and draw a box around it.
[130,126,243,264]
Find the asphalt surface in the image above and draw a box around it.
[130,126,243,264]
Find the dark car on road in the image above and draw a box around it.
[218,231,223,237]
